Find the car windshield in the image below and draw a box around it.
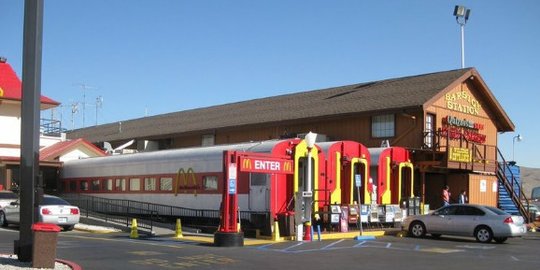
[42,196,70,206]
[0,192,18,199]
[484,206,508,215]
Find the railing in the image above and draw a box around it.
[62,194,271,233]
[496,148,531,223]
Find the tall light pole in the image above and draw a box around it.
[303,131,317,241]
[453,5,471,68]
[512,134,523,162]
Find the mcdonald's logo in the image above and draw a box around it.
[283,161,292,172]
[242,158,252,170]
[0,87,4,97]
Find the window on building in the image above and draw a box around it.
[144,177,157,191]
[201,134,215,146]
[424,113,435,148]
[80,181,89,191]
[69,181,77,192]
[91,180,100,191]
[160,177,173,191]
[130,178,141,191]
[371,114,395,138]
[115,178,126,191]
[203,176,218,190]
[105,179,113,191]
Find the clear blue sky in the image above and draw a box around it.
[1,1,539,168]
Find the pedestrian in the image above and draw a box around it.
[458,190,467,204]
[441,185,451,206]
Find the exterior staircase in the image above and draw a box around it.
[496,148,531,223]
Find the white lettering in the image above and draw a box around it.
[254,160,281,171]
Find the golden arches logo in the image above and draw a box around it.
[242,158,252,170]
[174,167,197,196]
[0,87,4,97]
[283,161,292,172]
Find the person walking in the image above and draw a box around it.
[441,185,451,206]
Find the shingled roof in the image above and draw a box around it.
[67,68,512,143]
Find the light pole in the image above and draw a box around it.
[453,5,471,69]
[512,134,523,161]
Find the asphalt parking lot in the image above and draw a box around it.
[1,226,539,270]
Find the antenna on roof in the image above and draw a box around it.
[73,83,98,128]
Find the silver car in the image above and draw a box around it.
[0,194,80,231]
[402,204,527,243]
[0,191,18,209]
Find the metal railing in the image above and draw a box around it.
[496,149,531,223]
[62,194,271,233]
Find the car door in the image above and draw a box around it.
[428,205,458,234]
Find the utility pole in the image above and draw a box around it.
[453,5,471,68]
[18,0,44,262]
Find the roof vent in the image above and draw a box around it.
[0,57,7,63]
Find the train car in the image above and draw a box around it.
[368,147,414,205]
[60,139,324,223]
[318,141,372,206]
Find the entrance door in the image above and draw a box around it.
[249,173,270,211]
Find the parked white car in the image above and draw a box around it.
[402,204,527,243]
[0,194,80,231]
[0,191,18,209]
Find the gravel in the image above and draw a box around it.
[0,255,71,270]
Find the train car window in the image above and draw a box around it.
[250,173,268,186]
[105,179,113,191]
[130,178,141,191]
[80,181,89,191]
[115,178,126,191]
[144,177,157,191]
[69,181,77,192]
[203,176,218,190]
[160,177,173,191]
[91,180,100,191]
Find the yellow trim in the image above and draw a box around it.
[398,162,415,202]
[293,140,320,210]
[330,152,341,205]
[381,156,391,204]
[350,158,370,205]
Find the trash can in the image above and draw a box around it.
[32,223,61,269]
[277,211,295,236]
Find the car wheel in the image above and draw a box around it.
[0,211,7,227]
[62,225,74,231]
[431,233,442,239]
[408,221,426,238]
[494,237,508,244]
[474,226,493,243]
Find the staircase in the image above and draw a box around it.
[496,148,531,223]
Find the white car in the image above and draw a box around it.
[0,191,18,209]
[402,204,527,243]
[0,194,80,231]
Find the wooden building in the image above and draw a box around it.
[67,68,519,211]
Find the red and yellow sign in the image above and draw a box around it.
[240,157,294,174]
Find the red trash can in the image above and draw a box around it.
[32,223,61,269]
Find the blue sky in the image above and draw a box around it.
[1,1,539,168]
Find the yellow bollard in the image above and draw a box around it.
[175,218,184,238]
[272,220,281,242]
[130,218,139,239]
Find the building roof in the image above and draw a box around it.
[0,59,60,109]
[67,68,514,143]
[39,138,107,161]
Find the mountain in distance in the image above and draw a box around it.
[521,166,540,198]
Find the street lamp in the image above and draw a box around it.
[512,134,523,161]
[453,5,471,68]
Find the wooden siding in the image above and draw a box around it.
[468,174,498,207]
[425,81,499,173]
